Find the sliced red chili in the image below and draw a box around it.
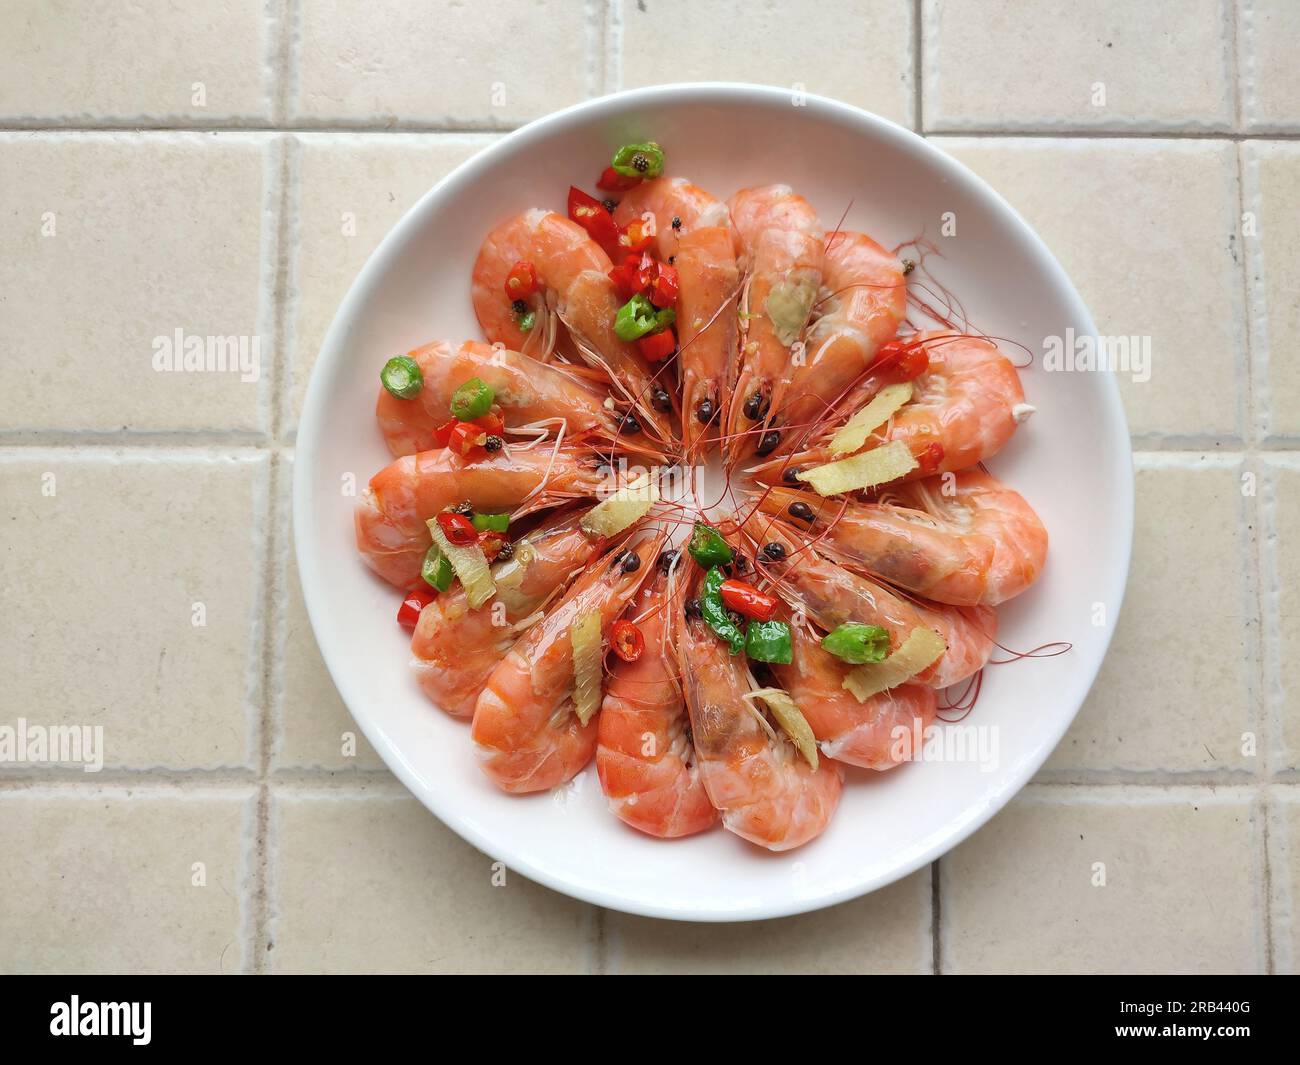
[617,217,654,254]
[637,328,676,362]
[432,419,457,448]
[609,252,657,299]
[478,531,507,563]
[436,511,478,545]
[649,261,679,308]
[611,619,644,663]
[568,185,619,254]
[915,442,945,476]
[503,260,538,301]
[473,408,504,436]
[448,421,487,457]
[398,586,438,630]
[875,340,929,383]
[597,166,641,192]
[719,579,778,622]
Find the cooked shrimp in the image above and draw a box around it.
[411,509,600,717]
[615,177,739,455]
[595,558,716,838]
[671,568,841,851]
[376,340,618,457]
[752,468,1047,606]
[739,512,995,689]
[750,330,1032,484]
[777,231,906,446]
[725,185,824,464]
[471,209,676,442]
[472,533,666,794]
[356,444,611,588]
[772,621,938,770]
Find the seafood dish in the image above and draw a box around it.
[357,140,1047,852]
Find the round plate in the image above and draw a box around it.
[294,83,1133,922]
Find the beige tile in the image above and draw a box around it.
[1268,462,1300,773]
[0,453,266,769]
[923,0,1234,131]
[270,791,594,972]
[940,138,1244,440]
[607,869,931,974]
[286,133,496,428]
[616,0,915,128]
[0,0,272,123]
[275,457,384,770]
[1276,791,1300,973]
[1045,460,1254,774]
[0,134,273,434]
[0,788,253,974]
[943,789,1261,973]
[291,0,589,125]
[1245,143,1300,439]
[1241,0,1300,130]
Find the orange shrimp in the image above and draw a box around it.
[355,444,612,588]
[671,568,841,851]
[725,185,824,464]
[375,340,618,457]
[772,622,938,770]
[740,513,995,689]
[750,330,1032,484]
[752,468,1048,606]
[410,509,601,718]
[615,177,739,456]
[777,231,906,445]
[595,557,716,838]
[472,532,666,794]
[471,209,676,442]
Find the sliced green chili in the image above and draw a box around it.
[688,522,733,567]
[820,622,891,664]
[611,141,665,179]
[745,619,793,664]
[471,512,510,533]
[517,310,536,332]
[421,543,455,592]
[449,377,494,420]
[381,355,423,399]
[700,566,745,655]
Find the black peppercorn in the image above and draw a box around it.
[496,541,514,561]
[671,216,681,231]
[450,501,474,516]
[511,298,527,315]
[484,434,503,452]
[602,198,617,213]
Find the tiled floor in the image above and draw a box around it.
[0,0,1292,974]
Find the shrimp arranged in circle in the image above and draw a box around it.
[376,340,624,458]
[356,444,615,588]
[772,621,938,771]
[777,231,907,447]
[671,567,842,851]
[725,185,824,465]
[740,512,996,690]
[472,209,676,442]
[472,532,667,794]
[614,177,739,457]
[595,556,716,838]
[753,467,1048,607]
[411,508,602,718]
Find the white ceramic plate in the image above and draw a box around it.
[294,84,1133,922]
